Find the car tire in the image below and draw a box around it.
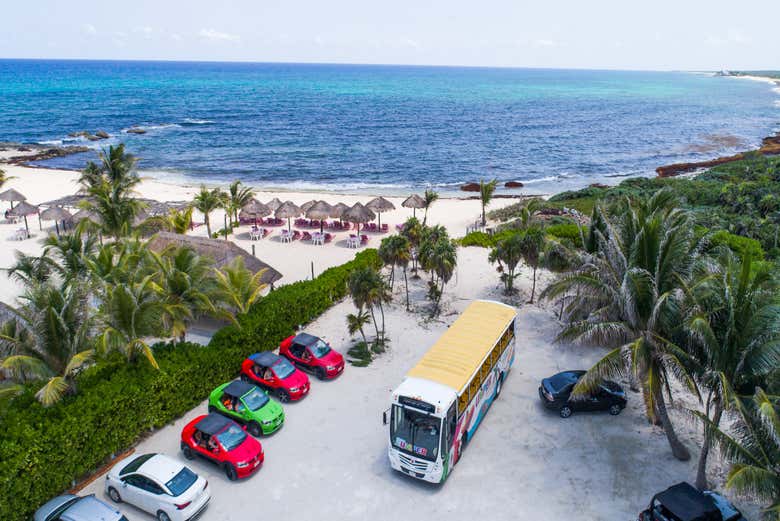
[225,464,238,481]
[107,486,122,503]
[315,368,326,380]
[559,405,573,418]
[277,390,290,403]
[495,374,503,398]
[157,511,172,521]
[609,404,622,416]
[248,421,262,437]
[181,443,194,460]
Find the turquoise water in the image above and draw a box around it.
[0,60,778,194]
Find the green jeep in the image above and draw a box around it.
[208,380,285,436]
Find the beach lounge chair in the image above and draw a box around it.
[262,228,271,238]
[292,230,301,241]
[360,234,369,245]
[324,233,333,243]
[381,223,389,233]
[302,231,312,242]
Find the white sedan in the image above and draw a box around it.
[105,453,210,521]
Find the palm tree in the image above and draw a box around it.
[378,235,410,292]
[7,251,54,287]
[489,232,524,294]
[97,276,165,369]
[519,226,545,303]
[0,167,14,190]
[79,145,145,239]
[685,249,780,489]
[479,178,498,227]
[542,190,699,460]
[347,309,371,348]
[421,236,457,315]
[348,267,384,344]
[213,257,268,317]
[192,185,226,238]
[400,217,423,276]
[151,246,218,342]
[0,283,94,406]
[422,189,439,226]
[227,181,254,227]
[700,388,780,519]
[42,232,100,286]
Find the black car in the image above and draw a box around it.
[538,370,626,418]
[638,482,746,521]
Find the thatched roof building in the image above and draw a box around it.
[147,232,282,285]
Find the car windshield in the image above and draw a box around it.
[547,372,582,393]
[242,388,269,411]
[46,497,81,521]
[165,467,197,497]
[309,339,331,358]
[390,404,441,462]
[216,424,247,451]
[272,358,295,379]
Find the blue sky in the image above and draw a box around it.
[1,0,778,70]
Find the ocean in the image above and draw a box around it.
[0,60,778,195]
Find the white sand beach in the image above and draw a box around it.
[0,156,522,301]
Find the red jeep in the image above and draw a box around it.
[279,333,345,380]
[180,414,263,480]
[241,352,310,402]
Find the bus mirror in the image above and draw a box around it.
[382,408,390,425]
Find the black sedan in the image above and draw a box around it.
[538,370,626,418]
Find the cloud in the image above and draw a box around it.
[401,38,421,49]
[198,28,240,42]
[133,26,154,39]
[81,24,97,36]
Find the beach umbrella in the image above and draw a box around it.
[0,188,26,211]
[40,206,73,237]
[366,196,396,228]
[329,202,350,220]
[266,197,283,212]
[40,193,88,209]
[300,200,317,213]
[241,199,271,225]
[72,208,101,226]
[342,202,375,232]
[275,200,302,232]
[402,194,426,217]
[305,201,332,233]
[8,201,39,238]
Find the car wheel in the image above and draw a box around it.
[156,510,172,521]
[495,374,503,398]
[225,464,238,481]
[248,421,262,437]
[107,486,122,503]
[315,368,326,380]
[181,442,194,460]
[559,405,573,418]
[277,390,290,403]
[609,404,622,416]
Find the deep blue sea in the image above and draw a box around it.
[1,60,778,195]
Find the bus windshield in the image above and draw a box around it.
[390,405,440,462]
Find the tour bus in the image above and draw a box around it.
[383,300,517,483]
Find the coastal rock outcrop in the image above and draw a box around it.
[68,130,101,141]
[126,127,147,135]
[460,182,480,192]
[656,132,780,178]
[504,181,524,188]
[95,130,110,139]
[1,144,90,166]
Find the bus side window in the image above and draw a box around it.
[447,403,456,446]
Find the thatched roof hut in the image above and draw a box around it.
[147,232,282,285]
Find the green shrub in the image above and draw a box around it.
[708,230,765,260]
[545,223,585,248]
[457,231,496,248]
[0,249,380,521]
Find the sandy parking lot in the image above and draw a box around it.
[83,248,706,520]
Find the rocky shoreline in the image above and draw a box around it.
[656,131,780,178]
[0,142,90,166]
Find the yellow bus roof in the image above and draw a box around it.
[406,300,516,394]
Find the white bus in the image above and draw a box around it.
[383,300,517,483]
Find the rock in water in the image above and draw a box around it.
[126,127,147,135]
[95,130,110,139]
[504,181,524,188]
[460,182,480,192]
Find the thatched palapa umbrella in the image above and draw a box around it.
[8,201,39,238]
[305,201,332,233]
[300,200,317,213]
[40,206,73,236]
[0,188,26,211]
[72,208,101,226]
[329,202,351,229]
[275,201,302,232]
[266,197,283,212]
[366,196,396,228]
[342,202,375,232]
[241,199,271,226]
[402,194,425,217]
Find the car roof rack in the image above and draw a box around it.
[223,380,255,398]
